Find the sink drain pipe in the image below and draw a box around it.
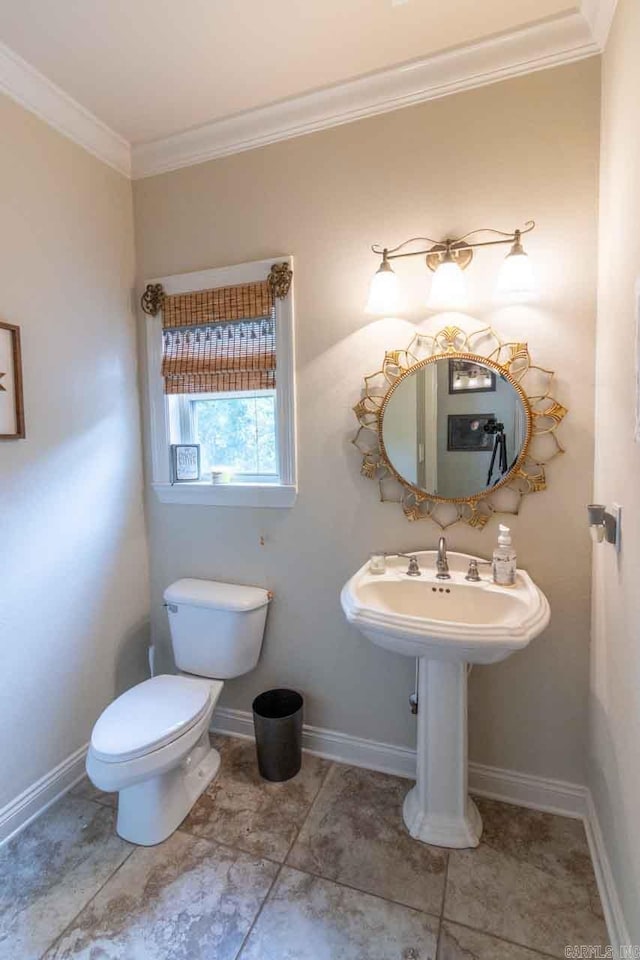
[409,659,419,714]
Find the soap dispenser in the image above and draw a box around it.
[492,524,517,586]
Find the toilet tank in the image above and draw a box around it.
[163,579,271,679]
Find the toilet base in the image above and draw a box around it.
[116,729,220,846]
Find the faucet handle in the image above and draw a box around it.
[396,553,422,576]
[465,559,481,581]
[465,558,491,581]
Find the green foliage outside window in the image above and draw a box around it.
[193,394,277,476]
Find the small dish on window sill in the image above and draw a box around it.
[210,470,234,484]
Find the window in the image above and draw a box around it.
[170,391,278,480]
[145,258,296,507]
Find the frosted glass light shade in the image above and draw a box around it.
[365,262,400,316]
[427,260,468,311]
[496,250,535,298]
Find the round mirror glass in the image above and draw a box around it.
[381,356,529,500]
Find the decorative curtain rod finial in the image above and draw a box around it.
[141,283,165,317]
[269,262,293,300]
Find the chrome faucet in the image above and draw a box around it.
[396,553,421,576]
[436,537,451,579]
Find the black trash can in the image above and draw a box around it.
[252,688,303,782]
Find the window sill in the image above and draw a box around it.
[152,481,297,508]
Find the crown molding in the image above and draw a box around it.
[0,3,614,180]
[581,0,619,48]
[132,10,598,179]
[0,39,131,177]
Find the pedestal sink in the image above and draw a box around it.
[340,551,549,849]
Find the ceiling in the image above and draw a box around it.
[0,0,575,145]
[0,1,612,176]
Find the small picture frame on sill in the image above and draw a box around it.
[170,444,200,483]
[0,320,25,440]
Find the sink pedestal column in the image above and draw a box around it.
[403,657,482,848]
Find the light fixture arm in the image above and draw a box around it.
[371,221,535,263]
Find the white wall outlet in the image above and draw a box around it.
[611,502,622,553]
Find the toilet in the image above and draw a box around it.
[86,578,271,846]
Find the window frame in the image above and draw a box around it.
[145,257,296,507]
[172,389,279,482]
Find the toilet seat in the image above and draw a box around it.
[91,674,219,763]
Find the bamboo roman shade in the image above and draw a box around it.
[161,280,276,394]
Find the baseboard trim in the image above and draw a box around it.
[2,711,628,949]
[213,706,633,943]
[0,743,88,847]
[212,705,417,778]
[583,792,631,952]
[211,706,588,816]
[468,761,588,819]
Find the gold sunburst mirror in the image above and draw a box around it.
[352,325,567,529]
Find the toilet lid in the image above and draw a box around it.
[91,675,216,763]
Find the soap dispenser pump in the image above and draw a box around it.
[493,524,517,586]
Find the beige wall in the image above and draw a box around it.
[591,0,640,939]
[0,94,149,809]
[134,60,600,783]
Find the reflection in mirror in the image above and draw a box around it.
[382,356,528,501]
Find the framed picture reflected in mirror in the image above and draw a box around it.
[447,413,495,452]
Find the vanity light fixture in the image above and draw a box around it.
[426,243,469,311]
[496,229,535,298]
[366,220,536,315]
[365,251,400,315]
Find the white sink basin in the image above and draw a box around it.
[340,551,549,663]
[340,550,550,850]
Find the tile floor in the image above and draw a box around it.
[0,734,608,960]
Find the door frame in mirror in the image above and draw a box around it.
[353,325,567,529]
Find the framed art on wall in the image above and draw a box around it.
[447,413,495,452]
[0,321,25,440]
